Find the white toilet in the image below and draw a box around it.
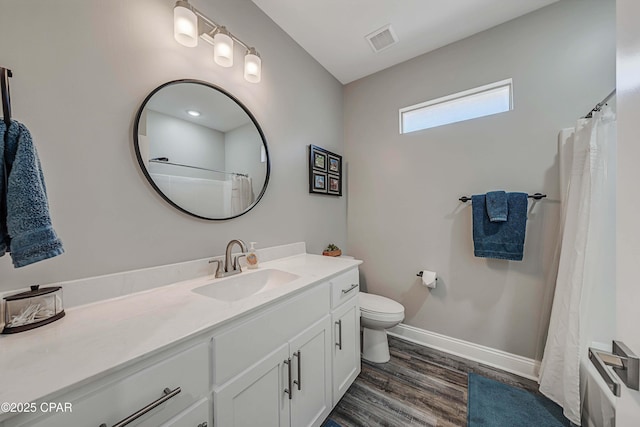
[359,292,405,363]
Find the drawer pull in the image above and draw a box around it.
[341,284,358,294]
[197,423,208,427]
[335,320,343,350]
[284,358,293,400]
[293,350,302,391]
[99,386,181,427]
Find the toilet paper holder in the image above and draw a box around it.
[416,271,437,289]
[417,271,436,278]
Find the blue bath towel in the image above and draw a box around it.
[472,192,528,261]
[486,190,508,222]
[0,120,64,267]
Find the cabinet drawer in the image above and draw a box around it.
[212,282,330,385]
[160,398,209,427]
[330,268,359,309]
[8,343,209,427]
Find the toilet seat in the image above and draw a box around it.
[359,293,404,321]
[361,310,404,323]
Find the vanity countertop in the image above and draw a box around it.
[0,253,361,418]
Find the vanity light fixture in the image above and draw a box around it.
[172,0,262,83]
[186,109,201,117]
[244,48,261,83]
[213,27,234,67]
[173,1,198,47]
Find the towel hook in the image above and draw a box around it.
[1,67,12,126]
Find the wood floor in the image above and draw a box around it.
[326,335,540,427]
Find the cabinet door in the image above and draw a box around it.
[332,296,361,406]
[214,344,290,427]
[289,315,332,427]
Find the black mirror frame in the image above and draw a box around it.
[133,79,271,221]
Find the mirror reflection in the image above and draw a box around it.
[134,80,269,220]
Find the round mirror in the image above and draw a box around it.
[133,80,270,220]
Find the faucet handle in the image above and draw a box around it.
[209,258,222,277]
[233,254,246,272]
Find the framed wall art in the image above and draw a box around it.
[309,145,342,196]
[312,171,327,193]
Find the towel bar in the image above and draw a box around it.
[458,193,546,203]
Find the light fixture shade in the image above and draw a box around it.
[244,48,261,83]
[214,29,233,67]
[173,1,198,47]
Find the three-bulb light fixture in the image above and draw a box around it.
[173,0,262,83]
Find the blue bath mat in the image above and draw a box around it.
[467,373,570,426]
[322,419,341,427]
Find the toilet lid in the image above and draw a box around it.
[359,293,404,315]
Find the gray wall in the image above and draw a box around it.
[344,0,615,359]
[0,0,345,292]
[617,0,640,418]
[225,122,267,196]
[147,110,226,179]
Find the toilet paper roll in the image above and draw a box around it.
[419,270,437,289]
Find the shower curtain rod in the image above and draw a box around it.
[584,89,616,118]
[149,158,248,177]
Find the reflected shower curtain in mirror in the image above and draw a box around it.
[538,107,616,425]
[230,175,254,216]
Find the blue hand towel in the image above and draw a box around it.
[472,192,528,261]
[0,120,64,267]
[486,190,508,222]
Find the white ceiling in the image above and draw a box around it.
[147,82,251,132]
[252,0,559,84]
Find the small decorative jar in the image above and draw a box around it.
[2,285,65,334]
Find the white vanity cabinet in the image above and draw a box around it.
[160,398,210,426]
[5,343,210,427]
[215,343,291,427]
[0,258,362,427]
[212,282,333,427]
[214,316,332,427]
[329,268,361,405]
[288,317,332,427]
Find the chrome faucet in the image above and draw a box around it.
[212,239,248,278]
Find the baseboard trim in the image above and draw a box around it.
[388,324,540,381]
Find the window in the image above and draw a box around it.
[399,79,513,134]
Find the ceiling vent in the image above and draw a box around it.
[365,24,399,53]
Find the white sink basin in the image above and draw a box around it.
[192,269,300,302]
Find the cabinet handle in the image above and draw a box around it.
[284,358,293,400]
[99,386,181,427]
[293,350,302,391]
[335,320,343,350]
[197,423,208,427]
[342,284,359,294]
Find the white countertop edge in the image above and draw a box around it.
[0,253,361,420]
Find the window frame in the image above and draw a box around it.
[398,78,513,134]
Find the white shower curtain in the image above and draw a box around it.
[230,175,254,216]
[538,107,616,425]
